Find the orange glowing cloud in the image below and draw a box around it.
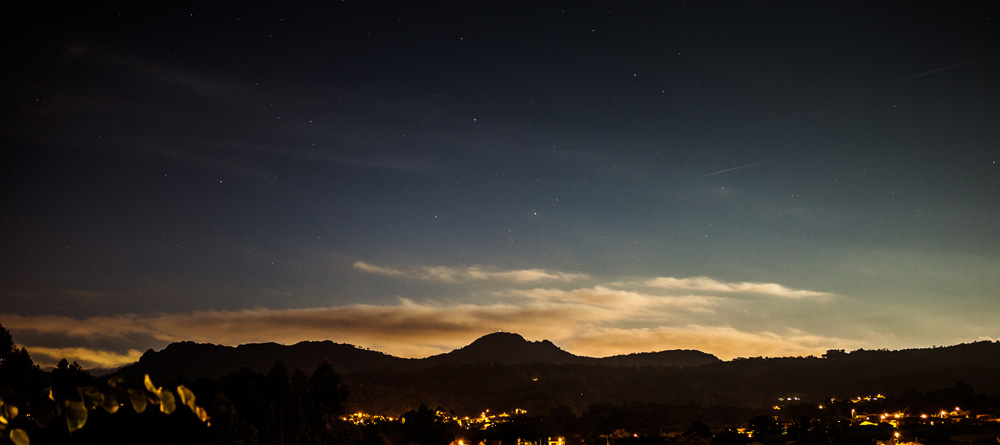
[644,276,832,299]
[3,266,844,369]
[353,261,590,282]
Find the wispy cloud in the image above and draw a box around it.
[353,261,590,283]
[501,286,722,314]
[64,43,242,98]
[27,347,144,371]
[645,276,832,299]
[352,261,407,277]
[3,302,576,368]
[3,267,841,369]
[4,302,854,369]
[423,265,590,283]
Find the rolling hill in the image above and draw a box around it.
[114,334,1000,416]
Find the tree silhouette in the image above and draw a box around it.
[0,324,42,391]
[306,359,349,442]
[687,420,712,438]
[402,404,456,445]
[746,415,781,444]
[1,323,44,445]
[265,360,294,444]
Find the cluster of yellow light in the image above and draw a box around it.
[875,413,905,428]
[848,405,975,431]
[341,412,396,425]
[849,394,886,403]
[454,408,528,428]
[516,437,564,445]
[345,408,527,428]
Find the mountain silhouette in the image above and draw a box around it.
[116,332,718,382]
[343,341,1000,415]
[424,332,584,365]
[423,332,719,367]
[116,340,404,381]
[112,336,1000,416]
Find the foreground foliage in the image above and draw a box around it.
[1,323,349,444]
[1,371,210,444]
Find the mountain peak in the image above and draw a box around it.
[429,332,582,365]
[468,331,528,347]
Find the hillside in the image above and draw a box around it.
[115,340,405,381]
[116,332,719,382]
[423,332,585,365]
[346,342,1000,415]
[114,335,1000,417]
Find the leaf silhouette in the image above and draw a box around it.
[127,389,148,414]
[144,374,160,397]
[101,393,120,414]
[9,428,30,445]
[64,400,87,432]
[159,390,176,415]
[177,385,210,423]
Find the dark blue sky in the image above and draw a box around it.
[3,1,999,368]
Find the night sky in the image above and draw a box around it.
[3,1,999,370]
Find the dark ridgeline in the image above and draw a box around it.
[423,332,720,368]
[116,331,720,381]
[116,340,406,380]
[423,332,587,365]
[114,333,1000,416]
